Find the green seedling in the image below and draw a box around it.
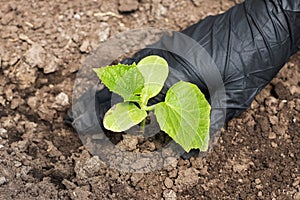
[94,55,211,152]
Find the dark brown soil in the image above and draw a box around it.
[0,0,299,199]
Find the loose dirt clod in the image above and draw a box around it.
[164,177,174,189]
[118,0,139,12]
[163,189,177,200]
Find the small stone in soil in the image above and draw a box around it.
[14,161,22,167]
[271,142,278,148]
[99,23,110,42]
[0,177,7,185]
[163,189,176,199]
[268,132,276,139]
[255,184,263,190]
[255,178,261,184]
[0,128,7,135]
[54,92,69,107]
[257,191,263,197]
[79,40,90,53]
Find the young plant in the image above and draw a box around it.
[93,55,211,152]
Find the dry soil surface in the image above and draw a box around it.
[0,0,299,199]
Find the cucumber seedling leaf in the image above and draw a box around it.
[103,102,147,132]
[154,81,211,152]
[94,56,211,152]
[137,56,169,105]
[93,63,144,102]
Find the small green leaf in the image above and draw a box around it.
[137,55,169,104]
[154,81,211,152]
[94,56,211,152]
[103,102,147,132]
[93,63,144,102]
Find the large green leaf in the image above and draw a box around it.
[137,56,169,105]
[103,102,147,132]
[154,81,211,152]
[93,63,144,102]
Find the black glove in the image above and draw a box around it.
[66,0,300,151]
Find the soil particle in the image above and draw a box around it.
[199,166,208,176]
[62,179,77,190]
[27,96,38,110]
[89,176,110,199]
[118,0,139,13]
[116,134,139,151]
[191,0,203,7]
[164,177,174,189]
[0,128,8,139]
[168,169,178,178]
[52,92,70,111]
[175,168,199,191]
[19,34,34,44]
[79,40,91,53]
[151,2,167,20]
[0,177,7,185]
[45,140,63,158]
[38,104,57,122]
[163,189,177,199]
[99,22,110,42]
[268,132,276,139]
[14,61,37,89]
[271,142,278,148]
[74,150,106,180]
[0,96,5,106]
[70,187,94,200]
[24,43,58,74]
[130,173,144,186]
[24,43,46,68]
[43,55,59,74]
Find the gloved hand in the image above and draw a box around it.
[66,0,300,151]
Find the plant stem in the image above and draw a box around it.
[141,104,156,111]
[140,118,146,134]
